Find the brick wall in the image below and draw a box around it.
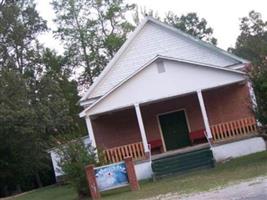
[141,93,205,142]
[203,83,253,125]
[91,108,142,149]
[91,82,254,149]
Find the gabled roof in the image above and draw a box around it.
[80,17,249,103]
[79,55,246,117]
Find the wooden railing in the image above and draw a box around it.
[211,117,258,143]
[104,142,146,163]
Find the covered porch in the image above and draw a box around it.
[87,82,257,163]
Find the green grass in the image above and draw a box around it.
[8,185,76,200]
[12,151,267,200]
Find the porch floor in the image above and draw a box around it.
[151,143,210,161]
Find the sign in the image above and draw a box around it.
[95,161,129,191]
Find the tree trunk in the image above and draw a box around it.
[3,185,9,197]
[16,184,22,194]
[35,172,43,188]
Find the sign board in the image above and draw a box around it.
[95,161,129,191]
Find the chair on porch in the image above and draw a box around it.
[189,129,207,145]
[148,139,164,154]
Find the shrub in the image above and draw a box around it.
[55,136,105,198]
[249,60,267,130]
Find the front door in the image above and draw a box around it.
[159,110,191,151]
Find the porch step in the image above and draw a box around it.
[151,148,214,179]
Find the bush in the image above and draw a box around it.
[249,60,267,130]
[55,136,105,198]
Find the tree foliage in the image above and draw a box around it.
[249,60,267,126]
[36,49,86,139]
[0,0,47,74]
[0,0,85,196]
[229,11,267,65]
[164,12,217,45]
[52,0,136,86]
[134,9,217,45]
[230,11,267,126]
[56,135,104,198]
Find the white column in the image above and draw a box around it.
[197,90,213,140]
[85,116,97,148]
[134,103,149,152]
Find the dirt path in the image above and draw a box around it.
[145,176,267,200]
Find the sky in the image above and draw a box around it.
[36,0,267,54]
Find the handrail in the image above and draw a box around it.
[211,117,257,143]
[104,142,146,163]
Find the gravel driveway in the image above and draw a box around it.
[145,176,267,200]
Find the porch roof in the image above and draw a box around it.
[80,56,246,117]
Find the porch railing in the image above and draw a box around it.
[211,117,258,143]
[104,142,146,163]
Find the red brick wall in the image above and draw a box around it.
[203,83,254,125]
[91,108,142,149]
[141,93,205,142]
[91,94,205,148]
[91,82,254,149]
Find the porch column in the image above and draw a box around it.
[85,116,97,148]
[197,90,213,142]
[134,103,150,153]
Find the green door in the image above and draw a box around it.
[159,111,191,151]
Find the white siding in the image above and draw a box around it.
[88,22,239,99]
[87,60,245,115]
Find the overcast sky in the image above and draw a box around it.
[36,0,267,54]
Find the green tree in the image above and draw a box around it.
[0,0,49,195]
[249,60,267,126]
[52,0,135,86]
[229,11,267,65]
[0,1,85,196]
[56,135,98,198]
[164,12,217,45]
[38,49,86,139]
[0,69,48,194]
[230,11,267,127]
[134,10,217,45]
[0,0,47,74]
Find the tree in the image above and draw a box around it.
[0,1,85,196]
[230,11,267,127]
[248,60,267,126]
[164,12,217,45]
[0,69,48,195]
[38,49,86,139]
[229,11,267,65]
[56,135,97,198]
[134,10,217,45]
[0,0,50,195]
[52,0,136,86]
[0,0,47,75]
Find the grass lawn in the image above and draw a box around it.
[11,151,267,200]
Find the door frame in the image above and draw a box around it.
[156,109,191,152]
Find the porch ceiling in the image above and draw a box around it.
[80,58,246,117]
